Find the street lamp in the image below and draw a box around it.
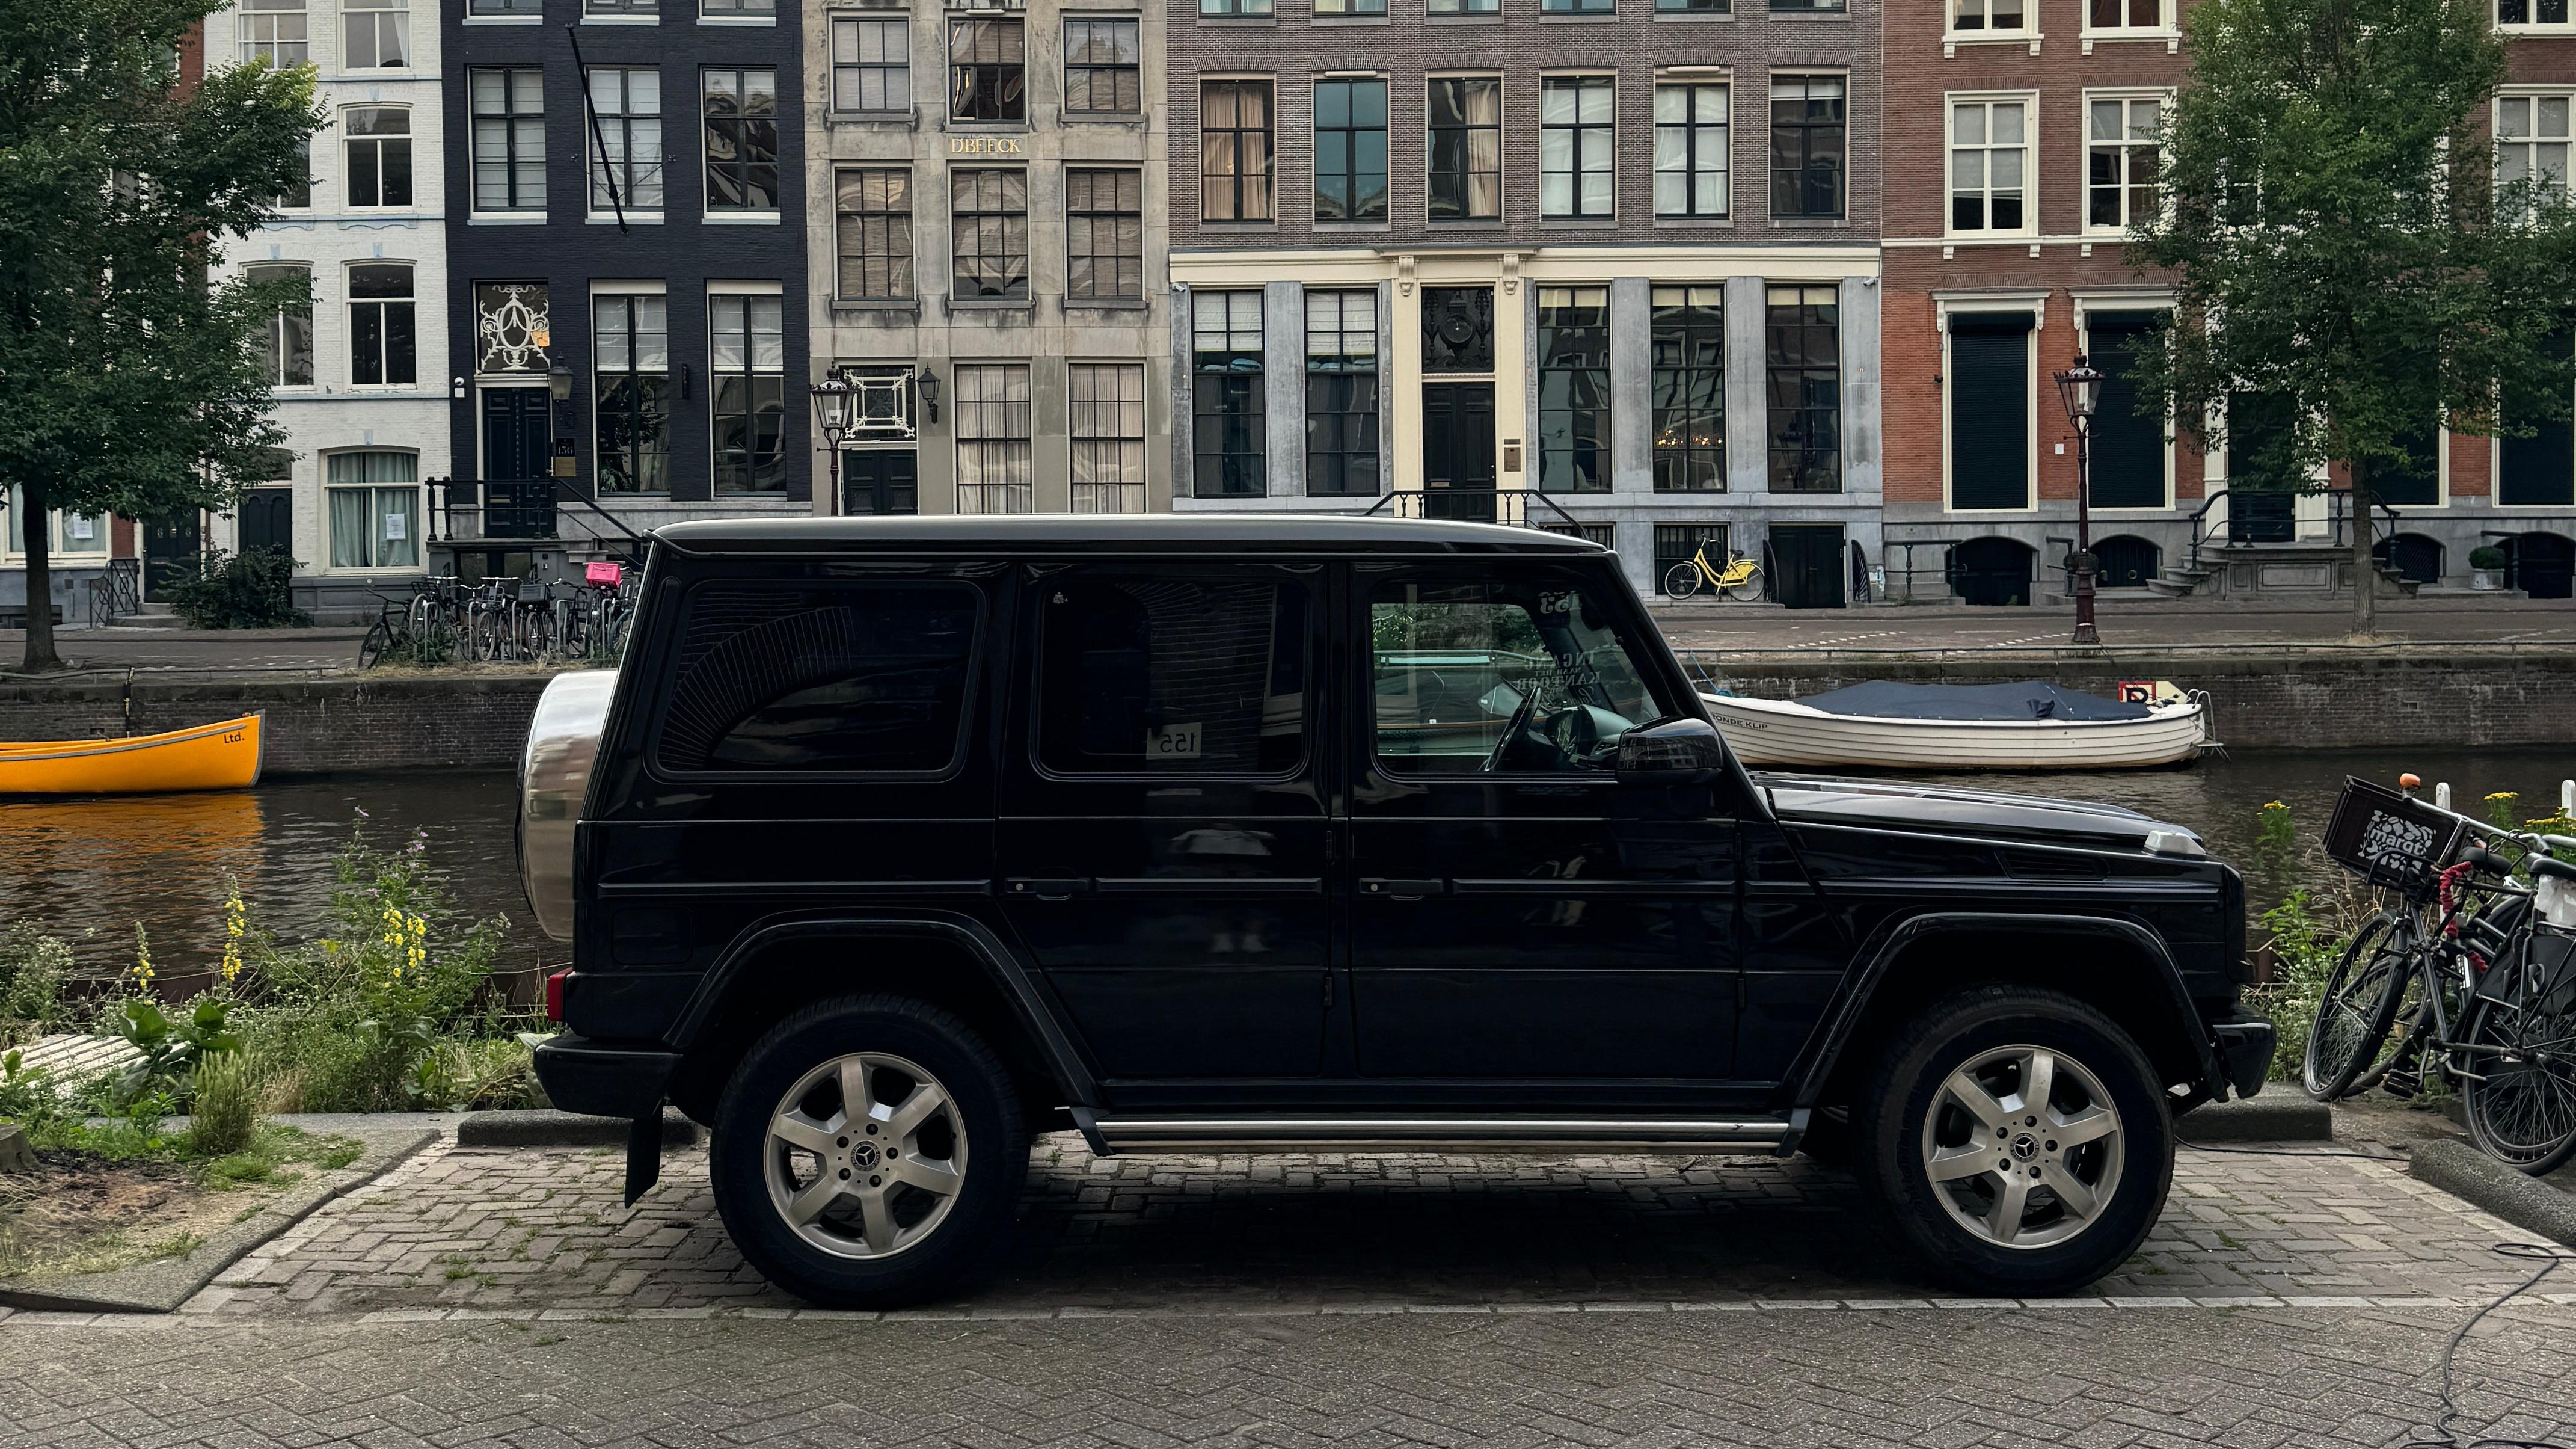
[808,366,857,516]
[2053,354,2107,647]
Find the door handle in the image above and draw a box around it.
[1004,878,1093,901]
[1358,878,1446,900]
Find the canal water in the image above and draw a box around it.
[3,748,2571,982]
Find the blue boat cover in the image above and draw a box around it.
[1794,680,2151,722]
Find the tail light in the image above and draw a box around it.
[545,968,571,1023]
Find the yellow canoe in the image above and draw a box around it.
[0,715,264,795]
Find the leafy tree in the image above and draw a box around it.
[0,0,320,671]
[2130,0,2576,635]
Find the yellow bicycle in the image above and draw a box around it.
[1662,543,1764,602]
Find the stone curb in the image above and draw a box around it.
[453,1108,700,1150]
[2409,1139,2576,1251]
[2176,1095,2334,1143]
[0,1124,437,1314]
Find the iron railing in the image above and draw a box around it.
[1363,488,1583,530]
[2183,486,2403,573]
[85,558,141,627]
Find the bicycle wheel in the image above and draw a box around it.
[1721,565,1765,603]
[2458,991,2576,1174]
[358,620,392,670]
[2301,909,2415,1100]
[1663,562,1705,599]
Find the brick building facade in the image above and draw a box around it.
[1162,0,1887,607]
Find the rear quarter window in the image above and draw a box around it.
[655,580,981,773]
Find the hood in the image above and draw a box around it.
[1756,772,2202,852]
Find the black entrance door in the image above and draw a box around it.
[842,451,919,515]
[1951,537,2036,606]
[1768,524,1845,610]
[1421,382,1495,521]
[143,512,202,601]
[238,489,293,555]
[2514,532,2575,600]
[482,389,551,480]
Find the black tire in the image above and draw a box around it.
[1853,986,2174,1296]
[2458,992,2576,1175]
[709,994,1026,1308]
[358,620,392,670]
[1663,562,1704,599]
[2301,911,2413,1101]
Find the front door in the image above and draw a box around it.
[143,511,202,601]
[843,450,919,515]
[1769,523,1846,610]
[998,564,1332,1094]
[238,489,293,555]
[1348,561,1744,1092]
[482,388,551,481]
[1421,383,1495,522]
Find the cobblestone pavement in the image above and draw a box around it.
[6,1138,2574,1447]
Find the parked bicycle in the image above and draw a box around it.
[358,568,636,669]
[1661,543,1765,602]
[2302,772,2576,1175]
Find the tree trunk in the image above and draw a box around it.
[20,478,60,672]
[2349,457,2378,639]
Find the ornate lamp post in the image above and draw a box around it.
[2053,354,2106,647]
[808,366,857,516]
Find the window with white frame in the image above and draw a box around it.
[595,292,672,494]
[833,16,911,114]
[1070,363,1147,513]
[240,0,308,66]
[342,0,409,69]
[589,69,664,212]
[2086,0,2171,29]
[702,0,776,15]
[345,107,412,208]
[347,263,416,386]
[586,0,658,14]
[4,491,109,559]
[2498,0,2569,24]
[954,364,1034,514]
[245,264,314,387]
[278,138,313,209]
[1950,0,2025,34]
[2087,94,2163,231]
[1540,75,1614,220]
[2500,93,2572,201]
[325,452,420,570]
[709,292,786,493]
[471,69,547,212]
[1949,97,2030,234]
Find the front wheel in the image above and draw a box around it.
[358,620,393,670]
[1854,986,2172,1295]
[2301,911,2412,1101]
[2458,991,2576,1175]
[1662,562,1705,599]
[709,995,1026,1308]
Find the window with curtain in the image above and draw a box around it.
[1654,81,1729,218]
[596,294,672,494]
[954,364,1034,514]
[836,168,914,300]
[3,491,108,558]
[948,19,1025,122]
[1767,285,1840,491]
[1193,291,1265,497]
[702,67,779,211]
[345,108,412,208]
[1201,0,1273,13]
[1428,0,1499,10]
[951,168,1029,300]
[1313,78,1388,223]
[710,294,786,493]
[1537,286,1610,493]
[833,18,910,114]
[245,264,314,387]
[1540,76,1615,219]
[2499,93,2572,205]
[1070,363,1147,513]
[1427,78,1502,221]
[325,452,420,570]
[1064,19,1139,114]
[589,69,664,212]
[1305,290,1379,496]
[1952,0,2026,31]
[241,0,307,66]
[1651,286,1724,492]
[1949,97,2029,233]
[1770,75,1845,218]
[471,69,545,212]
[343,0,409,68]
[1200,81,1274,222]
[1066,168,1143,300]
[348,263,416,386]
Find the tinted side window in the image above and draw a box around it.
[1037,573,1308,775]
[658,580,980,772]
[1372,573,1664,775]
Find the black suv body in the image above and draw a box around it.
[525,516,2272,1303]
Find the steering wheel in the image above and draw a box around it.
[1545,706,1602,764]
[1477,686,1542,773]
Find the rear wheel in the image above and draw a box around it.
[1854,986,2171,1295]
[2302,910,2413,1100]
[1720,565,1764,603]
[2458,992,2576,1175]
[358,620,393,670]
[1663,562,1704,599]
[709,995,1025,1308]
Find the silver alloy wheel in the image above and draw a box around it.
[763,1051,968,1260]
[1918,1043,2125,1251]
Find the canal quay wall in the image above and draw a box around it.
[0,646,2568,769]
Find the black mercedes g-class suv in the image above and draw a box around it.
[523,515,2272,1306]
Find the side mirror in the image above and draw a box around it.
[1615,715,1727,785]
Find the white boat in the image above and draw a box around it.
[1699,680,2209,771]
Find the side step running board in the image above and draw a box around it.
[1078,1112,1803,1155]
